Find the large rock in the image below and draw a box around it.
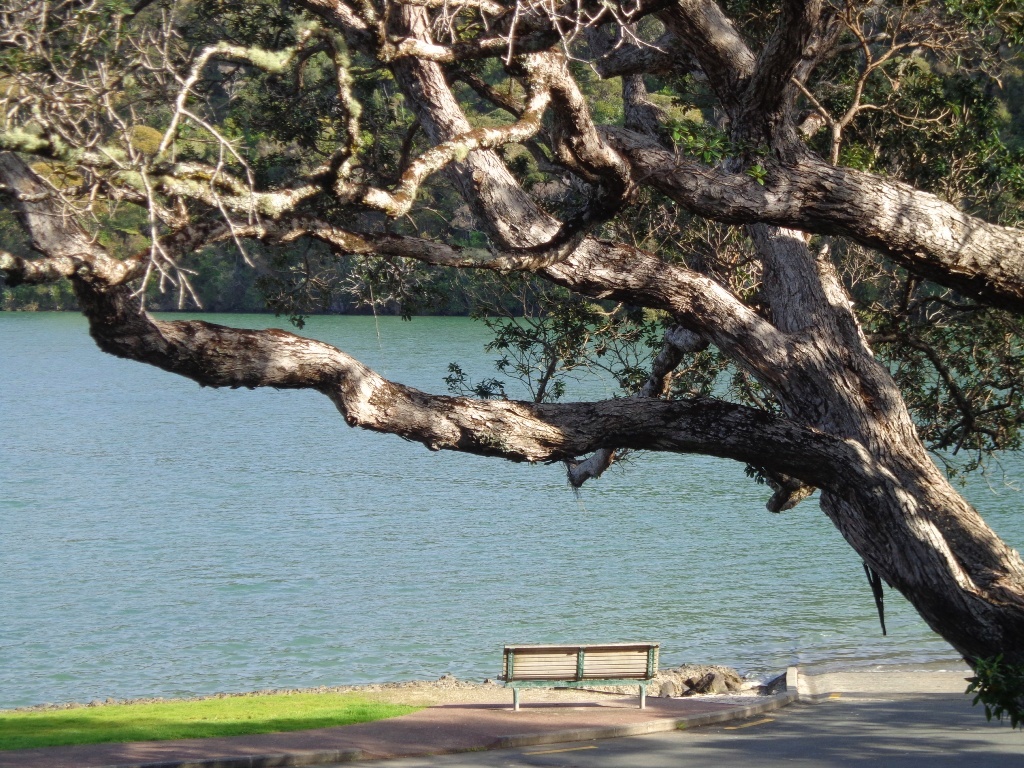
[720,669,744,692]
[686,672,730,694]
[573,663,754,698]
[650,664,747,696]
[659,679,681,698]
[760,672,787,695]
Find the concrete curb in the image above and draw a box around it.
[787,665,801,697]
[489,691,799,750]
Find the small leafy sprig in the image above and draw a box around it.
[666,119,733,163]
[966,655,1024,728]
[745,163,768,185]
[664,119,770,184]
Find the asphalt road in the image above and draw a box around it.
[359,693,1024,768]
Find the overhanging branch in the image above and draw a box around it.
[71,274,871,496]
[604,129,1024,315]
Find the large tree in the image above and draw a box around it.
[3,0,1024,707]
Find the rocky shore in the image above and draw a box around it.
[12,665,782,712]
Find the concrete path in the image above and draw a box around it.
[0,689,794,768]
[4,668,1015,768]
[368,692,1023,768]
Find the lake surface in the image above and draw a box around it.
[2,313,1021,708]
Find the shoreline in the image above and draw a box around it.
[5,664,764,713]
[4,659,975,714]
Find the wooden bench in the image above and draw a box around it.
[501,643,659,711]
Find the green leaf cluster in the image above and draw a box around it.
[966,655,1024,728]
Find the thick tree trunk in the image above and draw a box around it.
[747,222,1024,667]
[385,11,1024,669]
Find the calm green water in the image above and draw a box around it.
[2,313,1021,708]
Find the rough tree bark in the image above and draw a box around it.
[381,4,1024,669]
[3,0,1024,675]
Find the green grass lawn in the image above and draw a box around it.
[0,693,422,751]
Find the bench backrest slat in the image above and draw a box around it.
[508,652,577,680]
[503,643,659,682]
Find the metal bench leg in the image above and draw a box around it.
[639,684,646,709]
[513,687,520,712]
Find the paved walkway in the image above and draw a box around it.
[371,691,1023,768]
[0,689,794,768]
[1,668,993,768]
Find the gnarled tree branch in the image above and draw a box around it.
[605,129,1024,314]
